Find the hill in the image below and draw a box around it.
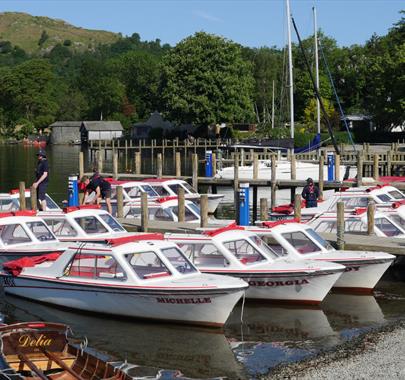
[0,12,120,54]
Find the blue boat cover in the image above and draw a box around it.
[294,133,321,153]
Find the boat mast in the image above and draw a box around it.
[286,0,294,139]
[313,6,321,135]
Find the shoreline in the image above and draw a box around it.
[263,319,405,379]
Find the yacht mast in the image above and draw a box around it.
[286,0,294,139]
[313,6,321,135]
[271,80,275,129]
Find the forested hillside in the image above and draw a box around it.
[0,11,403,141]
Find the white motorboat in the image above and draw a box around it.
[41,206,133,242]
[248,220,395,292]
[0,234,248,327]
[0,189,61,212]
[0,211,69,264]
[308,209,405,238]
[165,226,344,305]
[143,178,224,213]
[217,158,356,181]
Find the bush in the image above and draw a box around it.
[63,39,72,46]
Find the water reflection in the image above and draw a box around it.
[0,295,245,380]
[225,302,338,377]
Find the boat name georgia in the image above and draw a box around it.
[156,297,212,304]
[19,334,53,348]
[248,279,309,287]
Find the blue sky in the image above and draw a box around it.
[0,0,403,48]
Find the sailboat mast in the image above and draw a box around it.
[313,6,321,135]
[286,0,294,139]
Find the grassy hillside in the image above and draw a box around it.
[0,12,120,53]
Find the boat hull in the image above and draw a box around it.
[318,259,393,293]
[199,269,342,305]
[0,276,245,327]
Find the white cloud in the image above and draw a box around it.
[192,10,222,23]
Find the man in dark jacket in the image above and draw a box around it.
[80,174,112,214]
[301,178,320,208]
[32,149,49,211]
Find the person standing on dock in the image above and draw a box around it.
[80,174,113,214]
[302,178,320,208]
[32,149,49,211]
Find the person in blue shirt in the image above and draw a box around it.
[32,149,49,211]
[301,178,320,208]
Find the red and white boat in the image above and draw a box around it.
[0,211,68,264]
[247,220,395,293]
[165,225,345,305]
[0,234,248,327]
[143,179,224,213]
[0,189,61,212]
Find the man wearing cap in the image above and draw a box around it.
[32,149,49,211]
[302,177,320,208]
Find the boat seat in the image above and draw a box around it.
[5,351,76,372]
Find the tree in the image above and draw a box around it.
[38,30,49,46]
[160,32,255,126]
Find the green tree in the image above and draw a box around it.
[38,30,49,46]
[160,32,255,126]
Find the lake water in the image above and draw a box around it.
[1,144,405,379]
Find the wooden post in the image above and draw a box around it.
[367,201,376,235]
[294,194,301,222]
[97,150,103,173]
[290,154,296,180]
[124,139,128,170]
[318,155,324,195]
[177,187,185,222]
[357,151,363,187]
[135,151,141,175]
[116,185,124,218]
[387,151,392,176]
[19,181,26,211]
[253,153,259,180]
[175,152,181,177]
[336,201,345,250]
[79,151,84,179]
[260,198,268,221]
[212,152,217,176]
[335,154,340,181]
[141,192,148,232]
[113,152,118,179]
[373,153,379,181]
[234,153,239,214]
[271,155,277,208]
[157,153,163,178]
[192,153,198,190]
[252,186,258,223]
[200,194,208,228]
[30,186,37,211]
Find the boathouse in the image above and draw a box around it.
[131,111,173,139]
[49,121,82,144]
[80,121,124,143]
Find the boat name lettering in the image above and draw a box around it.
[156,297,212,304]
[19,334,53,348]
[248,279,309,287]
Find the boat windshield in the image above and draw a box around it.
[281,231,322,254]
[0,198,19,212]
[171,206,198,221]
[389,190,405,200]
[74,216,109,235]
[305,228,334,250]
[26,221,56,241]
[140,185,159,197]
[187,202,201,216]
[389,214,405,228]
[377,194,392,203]
[44,218,78,237]
[248,235,278,259]
[0,223,32,245]
[182,182,198,194]
[223,239,267,265]
[151,185,170,196]
[177,242,230,267]
[99,214,125,232]
[161,247,198,274]
[375,217,404,237]
[126,251,171,280]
